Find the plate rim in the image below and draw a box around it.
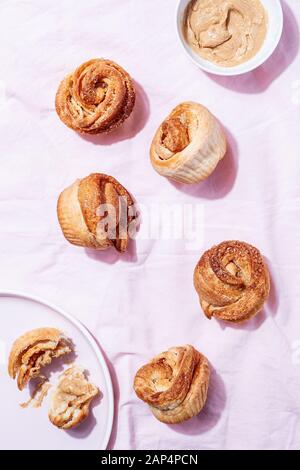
[0,289,114,450]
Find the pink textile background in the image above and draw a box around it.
[0,0,300,450]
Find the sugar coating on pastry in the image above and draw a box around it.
[8,328,72,391]
[55,58,135,134]
[57,173,137,253]
[48,365,99,429]
[150,102,226,184]
[134,345,210,424]
[194,240,270,323]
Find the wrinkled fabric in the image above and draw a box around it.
[0,0,300,450]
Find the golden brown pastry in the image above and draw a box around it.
[55,58,135,134]
[194,240,270,323]
[8,328,72,391]
[49,365,99,429]
[57,173,137,253]
[134,345,210,424]
[150,102,226,184]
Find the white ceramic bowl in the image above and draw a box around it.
[176,0,283,76]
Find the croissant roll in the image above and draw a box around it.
[55,59,135,134]
[150,102,226,184]
[194,241,270,323]
[8,328,72,391]
[57,173,136,253]
[134,345,210,424]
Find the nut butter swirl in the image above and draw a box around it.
[184,0,267,67]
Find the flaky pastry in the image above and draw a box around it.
[194,240,270,323]
[20,378,51,409]
[8,328,72,391]
[57,173,137,252]
[49,365,99,429]
[134,345,210,424]
[56,58,135,134]
[150,102,226,184]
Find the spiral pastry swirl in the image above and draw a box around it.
[194,240,270,323]
[134,345,210,424]
[150,102,226,184]
[55,59,135,134]
[57,173,136,253]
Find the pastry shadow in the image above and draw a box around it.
[66,390,103,439]
[204,1,299,94]
[167,366,226,435]
[217,309,268,331]
[84,238,138,264]
[169,126,238,199]
[264,256,279,317]
[84,330,120,450]
[78,81,150,146]
[217,256,278,331]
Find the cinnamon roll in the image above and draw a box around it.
[194,241,270,323]
[57,173,137,253]
[55,59,135,134]
[134,345,210,424]
[150,102,226,184]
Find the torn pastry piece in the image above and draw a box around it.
[150,102,226,184]
[8,328,72,391]
[55,58,135,134]
[49,365,99,429]
[134,345,210,424]
[20,377,51,409]
[194,240,270,323]
[57,173,137,253]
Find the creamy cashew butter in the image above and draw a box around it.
[183,0,268,67]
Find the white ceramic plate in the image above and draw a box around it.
[0,291,114,450]
[176,0,283,76]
